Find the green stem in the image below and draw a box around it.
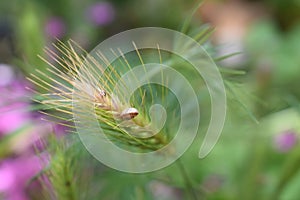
[176,159,200,200]
[270,147,300,200]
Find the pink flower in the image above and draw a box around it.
[0,65,67,199]
[0,67,31,136]
[0,166,14,192]
[0,102,30,135]
[86,2,115,26]
[0,64,15,87]
[0,156,44,200]
[202,174,224,193]
[45,17,66,39]
[274,130,298,152]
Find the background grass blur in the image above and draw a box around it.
[1,0,300,199]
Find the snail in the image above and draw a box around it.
[120,107,139,120]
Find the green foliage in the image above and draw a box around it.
[45,136,81,200]
[2,0,300,199]
[15,2,47,74]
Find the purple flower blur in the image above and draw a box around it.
[86,2,115,26]
[45,17,66,39]
[0,156,43,200]
[274,130,298,152]
[0,65,30,136]
[0,64,15,87]
[0,64,65,199]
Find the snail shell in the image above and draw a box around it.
[120,107,139,120]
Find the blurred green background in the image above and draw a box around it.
[1,0,300,200]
